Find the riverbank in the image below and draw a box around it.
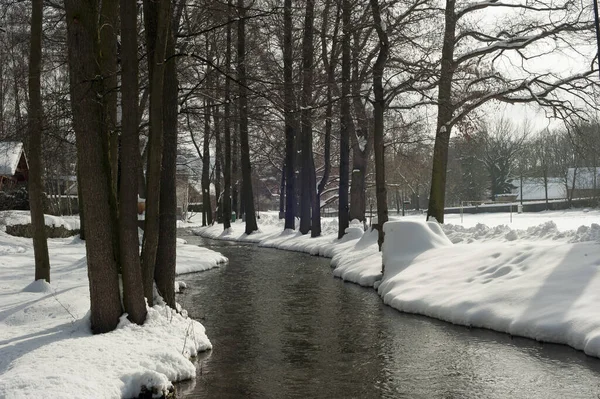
[0,213,227,398]
[192,211,600,358]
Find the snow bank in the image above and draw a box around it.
[196,210,600,359]
[379,221,600,358]
[0,224,226,398]
[0,210,81,231]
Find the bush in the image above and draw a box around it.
[6,223,80,238]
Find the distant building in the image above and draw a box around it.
[510,177,566,201]
[0,142,28,190]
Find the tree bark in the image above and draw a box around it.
[349,31,367,222]
[202,94,213,226]
[65,0,122,333]
[99,0,120,270]
[119,0,147,324]
[214,103,222,223]
[28,0,50,283]
[426,0,457,224]
[283,0,296,230]
[338,0,351,239]
[155,2,182,309]
[237,0,258,234]
[141,0,171,305]
[223,0,233,230]
[370,0,389,251]
[300,0,317,236]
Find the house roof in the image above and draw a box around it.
[0,142,25,176]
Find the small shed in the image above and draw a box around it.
[0,142,28,190]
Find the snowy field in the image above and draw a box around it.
[193,208,600,358]
[0,212,227,398]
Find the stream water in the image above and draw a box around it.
[176,233,600,398]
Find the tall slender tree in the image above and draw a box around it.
[223,0,233,230]
[237,0,258,234]
[370,0,389,251]
[141,0,171,304]
[300,0,317,236]
[119,0,147,324]
[28,0,50,283]
[338,0,351,239]
[155,0,184,309]
[283,0,296,231]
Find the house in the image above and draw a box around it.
[567,167,600,198]
[510,177,566,201]
[0,142,28,190]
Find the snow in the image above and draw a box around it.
[0,210,81,231]
[0,217,227,398]
[510,177,566,200]
[0,142,24,176]
[194,209,600,358]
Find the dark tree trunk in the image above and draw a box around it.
[300,0,317,236]
[279,164,286,219]
[202,95,213,226]
[155,2,183,309]
[141,0,171,305]
[223,0,233,230]
[119,0,147,324]
[232,89,240,218]
[214,103,222,223]
[28,0,50,283]
[349,32,367,222]
[283,0,296,230]
[99,0,120,270]
[338,0,351,239]
[99,0,119,197]
[65,0,122,333]
[370,0,389,251]
[426,0,457,224]
[237,0,258,234]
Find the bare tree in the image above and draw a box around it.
[28,0,50,283]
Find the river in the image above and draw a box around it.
[176,233,600,398]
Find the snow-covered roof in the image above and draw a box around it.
[567,168,600,190]
[0,142,25,176]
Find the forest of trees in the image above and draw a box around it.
[0,0,597,333]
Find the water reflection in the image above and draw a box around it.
[177,235,600,399]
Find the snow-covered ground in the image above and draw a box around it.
[194,209,600,358]
[0,212,227,398]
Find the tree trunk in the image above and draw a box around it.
[279,164,286,218]
[214,103,222,223]
[232,104,240,218]
[28,0,50,283]
[237,0,258,234]
[349,31,367,222]
[283,0,296,230]
[119,0,147,324]
[426,0,457,224]
[300,0,317,236]
[223,0,233,230]
[338,0,351,239]
[99,0,120,271]
[155,3,182,309]
[65,0,122,333]
[370,0,389,251]
[99,0,119,197]
[202,94,213,226]
[141,0,171,305]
